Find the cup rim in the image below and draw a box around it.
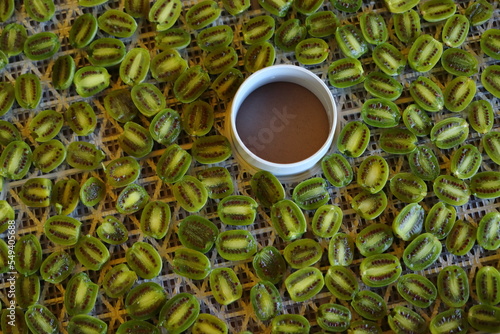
[230,64,337,169]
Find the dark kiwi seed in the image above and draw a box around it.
[216,229,257,261]
[403,232,442,270]
[19,178,53,207]
[285,267,324,302]
[97,215,129,245]
[477,212,500,250]
[67,315,107,334]
[33,139,66,173]
[118,121,154,158]
[15,274,40,308]
[252,246,286,284]
[40,250,75,283]
[388,306,427,334]
[209,267,243,305]
[64,272,99,316]
[75,234,110,271]
[140,201,171,239]
[392,202,425,241]
[324,266,359,301]
[275,18,306,51]
[125,282,167,320]
[437,265,470,308]
[80,177,106,207]
[117,320,160,334]
[126,242,162,279]
[25,304,59,334]
[51,178,80,215]
[44,215,81,246]
[360,254,402,287]
[351,290,387,320]
[251,280,282,321]
[177,215,218,253]
[158,293,200,333]
[102,264,138,298]
[397,274,437,308]
[271,199,307,241]
[251,170,285,208]
[424,202,457,240]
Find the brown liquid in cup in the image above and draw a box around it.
[235,81,330,164]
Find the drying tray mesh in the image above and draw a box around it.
[1,0,500,332]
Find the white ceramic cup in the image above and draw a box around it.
[229,64,337,177]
